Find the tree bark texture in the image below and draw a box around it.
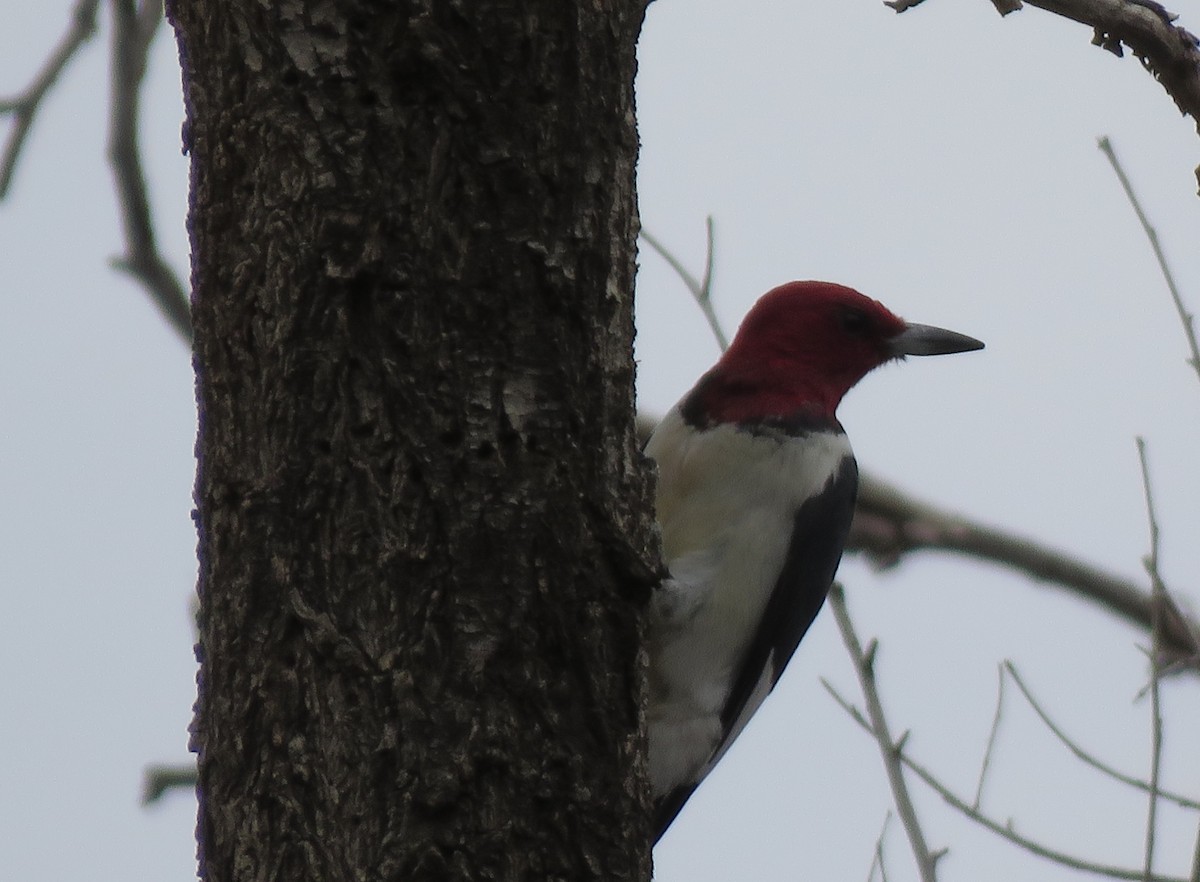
[169,2,655,880]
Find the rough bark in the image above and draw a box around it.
[168,2,656,880]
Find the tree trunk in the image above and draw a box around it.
[168,2,656,879]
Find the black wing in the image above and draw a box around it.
[653,454,859,842]
[721,454,858,735]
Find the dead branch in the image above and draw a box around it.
[1032,0,1200,123]
[891,0,1200,178]
[108,0,192,342]
[972,663,1007,810]
[867,812,895,882]
[641,221,728,351]
[0,0,101,198]
[827,585,944,882]
[1004,661,1200,810]
[1099,137,1200,386]
[1192,818,1200,882]
[142,763,197,804]
[824,677,1194,882]
[850,471,1200,669]
[1137,438,1167,880]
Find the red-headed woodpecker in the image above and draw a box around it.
[645,280,982,841]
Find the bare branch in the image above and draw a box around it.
[108,0,192,343]
[887,1,1027,19]
[699,217,717,320]
[1030,1,1200,128]
[972,663,1007,811]
[825,679,1193,882]
[1003,661,1200,810]
[905,735,1189,882]
[1192,819,1200,882]
[851,472,1200,670]
[1143,639,1165,882]
[891,0,1200,174]
[0,0,102,199]
[641,220,729,352]
[828,585,942,882]
[142,762,197,804]
[1099,137,1200,383]
[1136,438,1166,882]
[867,812,894,882]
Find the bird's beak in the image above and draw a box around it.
[888,323,984,357]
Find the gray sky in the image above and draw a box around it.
[3,2,1199,880]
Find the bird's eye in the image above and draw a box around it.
[840,308,871,335]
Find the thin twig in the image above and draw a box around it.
[867,812,894,882]
[1191,817,1200,882]
[641,220,729,351]
[1099,137,1200,385]
[699,216,716,320]
[972,662,1007,811]
[824,679,1191,882]
[1002,661,1199,810]
[108,0,192,343]
[1137,438,1166,882]
[142,762,198,804]
[0,0,102,199]
[827,585,941,882]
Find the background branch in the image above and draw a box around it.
[868,812,895,882]
[641,221,729,352]
[0,0,101,199]
[1098,137,1200,385]
[142,763,197,805]
[1028,0,1200,128]
[1137,438,1166,881]
[108,0,191,343]
[827,584,943,882]
[971,663,1007,811]
[891,0,1200,183]
[1003,661,1200,810]
[824,677,1193,882]
[850,472,1200,669]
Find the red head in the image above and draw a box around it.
[687,281,983,427]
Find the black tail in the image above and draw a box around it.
[653,782,699,843]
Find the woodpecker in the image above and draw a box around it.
[645,280,982,841]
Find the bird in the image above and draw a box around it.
[644,280,983,842]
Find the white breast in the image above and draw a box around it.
[644,406,851,797]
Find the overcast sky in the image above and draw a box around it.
[3,2,1200,881]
